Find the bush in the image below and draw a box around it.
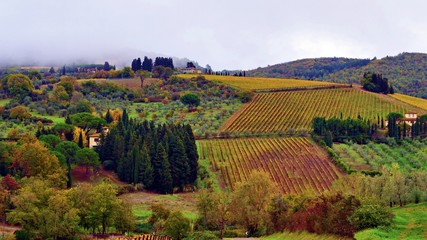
[349,201,394,230]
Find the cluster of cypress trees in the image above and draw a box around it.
[154,57,174,69]
[131,56,154,72]
[312,117,371,145]
[98,110,198,193]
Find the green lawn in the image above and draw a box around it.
[355,202,427,239]
[0,99,11,107]
[30,111,65,124]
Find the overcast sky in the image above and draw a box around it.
[1,0,426,70]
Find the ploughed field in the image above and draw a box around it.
[197,137,344,194]
[221,87,426,134]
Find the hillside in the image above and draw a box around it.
[197,137,343,194]
[221,87,427,134]
[249,53,427,99]
[177,74,335,91]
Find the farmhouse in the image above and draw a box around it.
[402,112,418,126]
[181,67,202,74]
[88,127,109,148]
[385,112,418,127]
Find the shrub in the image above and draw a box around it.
[349,201,393,230]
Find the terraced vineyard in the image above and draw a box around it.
[197,137,343,194]
[221,88,427,134]
[334,139,427,171]
[177,74,335,91]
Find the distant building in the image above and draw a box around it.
[88,127,109,148]
[385,113,418,127]
[181,67,202,74]
[402,113,418,126]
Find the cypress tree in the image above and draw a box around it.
[105,109,113,123]
[168,134,190,188]
[139,145,154,188]
[183,125,198,183]
[78,132,84,148]
[153,144,172,193]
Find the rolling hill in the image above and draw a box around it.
[197,137,343,194]
[220,87,427,134]
[249,52,427,99]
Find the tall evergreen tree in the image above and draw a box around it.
[139,145,154,188]
[168,134,190,188]
[78,132,84,148]
[142,56,153,72]
[103,61,110,71]
[105,109,113,124]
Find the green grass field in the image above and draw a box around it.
[355,202,427,239]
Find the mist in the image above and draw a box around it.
[1,0,427,70]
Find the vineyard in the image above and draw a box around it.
[197,137,343,194]
[177,74,334,91]
[391,93,427,110]
[221,88,427,134]
[333,139,427,171]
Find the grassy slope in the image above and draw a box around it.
[355,203,427,240]
[177,74,333,91]
[391,93,427,111]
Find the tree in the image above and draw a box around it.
[135,70,151,89]
[142,56,153,72]
[187,62,196,68]
[105,109,113,124]
[361,72,392,94]
[70,112,106,134]
[50,85,70,105]
[349,199,393,230]
[58,76,76,96]
[68,100,95,114]
[121,67,134,78]
[180,93,200,112]
[11,140,66,187]
[103,61,110,71]
[53,123,75,140]
[39,134,61,149]
[9,105,31,120]
[230,171,278,236]
[164,211,190,240]
[7,179,80,239]
[75,148,100,175]
[84,180,123,234]
[6,74,34,101]
[197,190,232,239]
[56,141,80,188]
[27,70,42,80]
[168,134,190,189]
[49,67,55,74]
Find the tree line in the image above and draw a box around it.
[312,117,371,146]
[98,110,198,193]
